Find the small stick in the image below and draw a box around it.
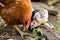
[0,3,5,7]
[13,25,23,35]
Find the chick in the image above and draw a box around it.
[31,8,48,28]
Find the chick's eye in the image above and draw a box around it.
[35,27,38,29]
[33,22,35,24]
[32,25,34,27]
[44,12,46,14]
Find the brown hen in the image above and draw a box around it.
[0,0,32,30]
[0,0,32,38]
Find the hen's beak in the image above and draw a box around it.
[26,21,30,31]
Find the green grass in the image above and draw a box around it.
[53,22,60,25]
[53,26,60,33]
[52,22,60,33]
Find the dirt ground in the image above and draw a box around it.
[0,2,60,40]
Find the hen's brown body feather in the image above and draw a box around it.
[0,0,32,29]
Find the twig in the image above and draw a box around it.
[0,2,5,7]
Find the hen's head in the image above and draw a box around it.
[22,15,32,30]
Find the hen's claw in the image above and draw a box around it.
[20,32,35,39]
[13,25,35,39]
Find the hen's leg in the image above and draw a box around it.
[13,25,35,39]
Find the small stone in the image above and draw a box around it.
[7,39,14,40]
[55,34,58,36]
[57,36,60,38]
